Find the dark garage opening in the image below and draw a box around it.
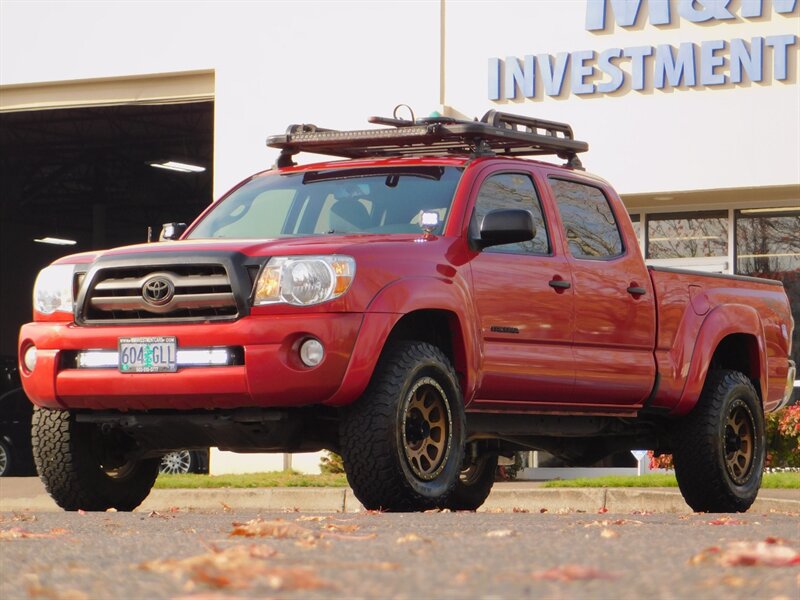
[0,101,214,358]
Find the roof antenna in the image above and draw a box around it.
[393,104,416,124]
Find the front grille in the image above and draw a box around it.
[82,264,238,323]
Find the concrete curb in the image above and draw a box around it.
[1,485,797,514]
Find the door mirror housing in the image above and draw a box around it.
[476,209,535,250]
[159,223,188,241]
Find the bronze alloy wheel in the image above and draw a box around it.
[402,377,453,481]
[724,399,756,485]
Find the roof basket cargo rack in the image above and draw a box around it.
[267,107,588,170]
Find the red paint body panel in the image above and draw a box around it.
[17,154,794,424]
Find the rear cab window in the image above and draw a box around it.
[548,177,624,259]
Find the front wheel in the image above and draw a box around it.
[672,370,765,513]
[340,341,465,511]
[32,407,159,511]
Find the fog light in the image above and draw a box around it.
[23,346,38,372]
[299,339,324,367]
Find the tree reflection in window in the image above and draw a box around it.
[549,178,623,259]
[473,173,549,255]
[736,208,800,372]
[646,211,728,259]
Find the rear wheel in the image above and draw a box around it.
[672,370,765,513]
[340,341,465,511]
[445,453,498,511]
[32,407,159,511]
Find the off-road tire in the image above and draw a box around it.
[445,453,498,511]
[32,407,159,511]
[672,370,765,513]
[340,341,465,511]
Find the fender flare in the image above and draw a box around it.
[673,304,766,416]
[324,276,480,406]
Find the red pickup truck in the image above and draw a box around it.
[18,110,795,513]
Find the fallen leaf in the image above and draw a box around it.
[512,507,530,513]
[141,544,328,591]
[597,507,609,514]
[106,508,118,513]
[220,502,232,513]
[26,582,88,600]
[600,528,619,539]
[584,519,643,528]
[531,565,619,582]
[230,519,313,540]
[77,510,86,516]
[539,508,548,514]
[148,511,174,520]
[691,539,800,567]
[396,533,429,544]
[323,523,360,533]
[0,527,69,541]
[485,529,516,538]
[320,532,377,541]
[708,517,746,526]
[297,516,328,522]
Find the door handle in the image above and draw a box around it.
[627,286,646,296]
[549,279,571,290]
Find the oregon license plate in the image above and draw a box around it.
[118,336,177,373]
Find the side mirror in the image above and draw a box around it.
[159,222,188,241]
[476,209,535,250]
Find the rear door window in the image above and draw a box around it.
[549,178,623,259]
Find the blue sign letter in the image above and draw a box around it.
[678,0,736,23]
[505,55,536,99]
[654,43,697,87]
[586,0,671,31]
[538,53,571,96]
[766,35,797,81]
[701,40,727,85]
[598,48,625,93]
[624,46,654,90]
[488,58,501,100]
[730,38,764,83]
[571,50,596,94]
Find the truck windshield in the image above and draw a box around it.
[187,166,463,239]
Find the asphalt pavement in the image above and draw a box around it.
[1,509,799,599]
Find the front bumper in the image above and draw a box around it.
[18,313,363,410]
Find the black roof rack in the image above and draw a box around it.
[266,109,588,170]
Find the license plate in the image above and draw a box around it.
[119,336,177,373]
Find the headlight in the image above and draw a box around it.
[253,255,355,306]
[33,264,76,314]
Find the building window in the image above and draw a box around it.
[549,178,623,259]
[629,213,642,245]
[735,207,800,374]
[646,211,728,259]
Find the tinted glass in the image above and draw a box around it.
[549,178,623,258]
[472,173,549,254]
[188,167,462,239]
[647,211,728,259]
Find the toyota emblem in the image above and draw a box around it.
[142,276,175,306]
